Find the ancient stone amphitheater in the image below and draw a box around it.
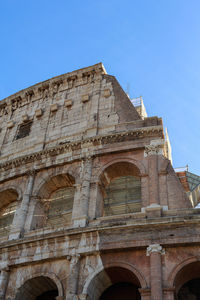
[0,63,199,300]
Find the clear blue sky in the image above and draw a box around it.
[0,0,199,175]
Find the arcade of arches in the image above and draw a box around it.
[174,261,200,300]
[14,276,58,300]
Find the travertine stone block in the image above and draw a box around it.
[65,99,73,107]
[22,114,29,122]
[104,89,111,98]
[7,121,14,129]
[35,109,43,118]
[50,103,58,112]
[82,94,89,103]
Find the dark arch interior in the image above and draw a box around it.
[178,278,200,299]
[174,262,200,293]
[100,282,141,300]
[87,266,141,300]
[36,290,58,300]
[15,276,58,300]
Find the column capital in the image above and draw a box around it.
[0,262,9,273]
[26,169,36,177]
[67,254,81,264]
[146,244,165,256]
[144,140,164,157]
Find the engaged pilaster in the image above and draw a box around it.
[0,268,10,300]
[147,244,165,300]
[66,254,80,300]
[73,157,92,227]
[9,170,36,239]
[144,141,164,217]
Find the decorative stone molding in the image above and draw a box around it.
[146,244,165,256]
[26,169,36,177]
[163,287,176,295]
[0,126,163,172]
[144,139,165,157]
[0,63,105,119]
[144,144,161,156]
[138,288,151,296]
[7,121,14,129]
[67,254,81,264]
[82,94,90,103]
[38,84,49,100]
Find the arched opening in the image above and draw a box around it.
[99,162,141,216]
[100,282,140,300]
[174,261,200,299]
[32,174,75,229]
[178,278,200,299]
[0,189,19,238]
[15,276,59,300]
[86,266,141,300]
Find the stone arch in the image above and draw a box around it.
[15,271,64,299]
[168,256,200,296]
[30,171,76,230]
[93,157,146,183]
[0,187,21,238]
[95,159,143,216]
[32,163,80,198]
[83,262,147,300]
[0,185,22,202]
[168,256,198,288]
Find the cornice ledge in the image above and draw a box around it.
[0,125,163,171]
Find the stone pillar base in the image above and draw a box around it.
[139,288,151,299]
[8,229,21,240]
[66,293,79,300]
[72,216,88,228]
[163,287,175,300]
[144,204,162,218]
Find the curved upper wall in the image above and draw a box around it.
[0,63,163,163]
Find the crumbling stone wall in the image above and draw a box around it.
[0,64,198,300]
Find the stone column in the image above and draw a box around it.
[66,254,80,300]
[88,181,104,219]
[148,154,159,206]
[139,288,151,300]
[73,157,92,227]
[144,142,163,217]
[163,288,175,300]
[9,170,35,240]
[147,244,165,300]
[0,268,10,300]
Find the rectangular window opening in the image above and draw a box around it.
[15,122,32,140]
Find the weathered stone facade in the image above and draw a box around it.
[0,63,199,299]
